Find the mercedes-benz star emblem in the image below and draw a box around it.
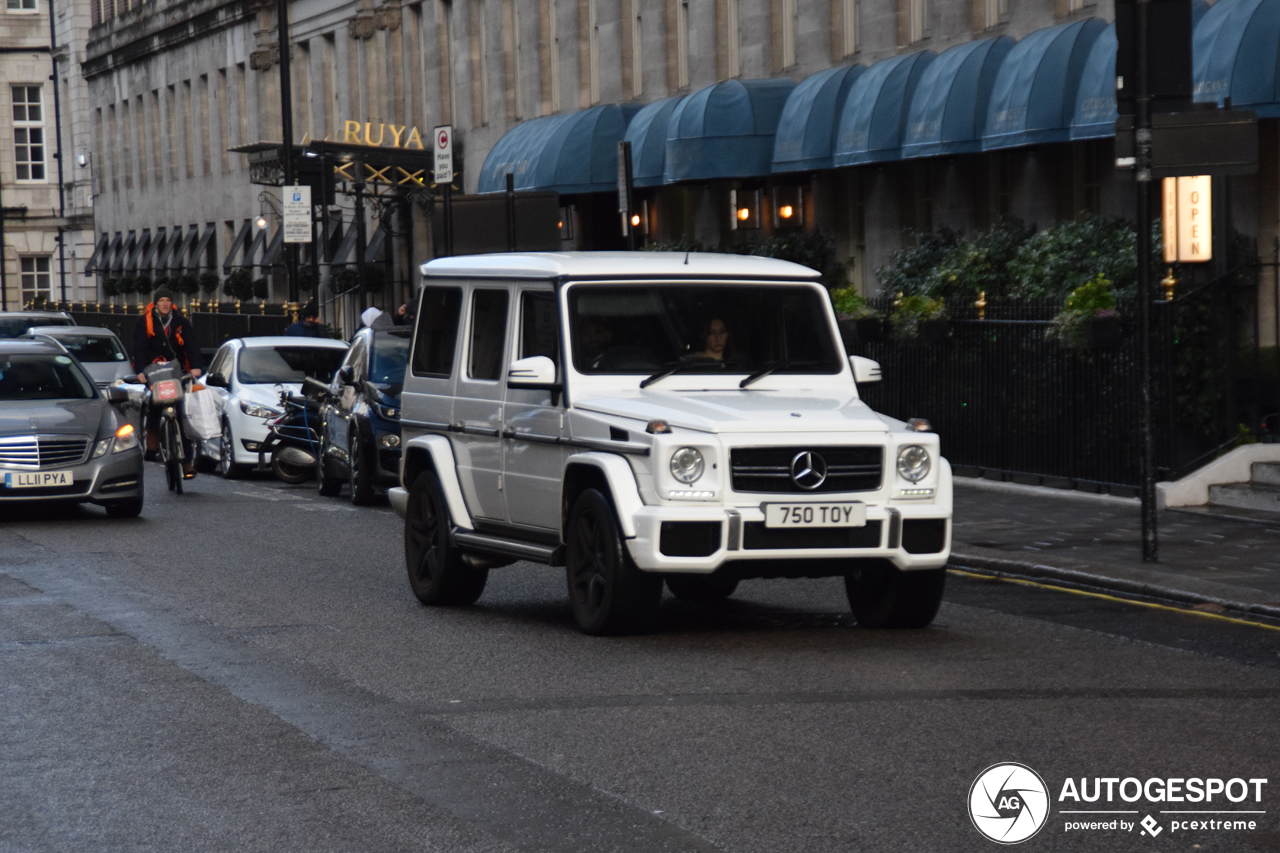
[789,451,827,490]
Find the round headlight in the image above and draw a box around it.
[669,446,705,484]
[897,445,931,482]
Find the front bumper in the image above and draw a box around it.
[626,502,950,575]
[0,446,144,506]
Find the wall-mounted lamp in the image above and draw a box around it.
[773,185,804,228]
[730,189,761,230]
[255,214,269,229]
[559,205,575,241]
[76,152,89,168]
[629,199,650,236]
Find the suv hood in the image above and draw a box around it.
[574,390,889,434]
[0,398,106,437]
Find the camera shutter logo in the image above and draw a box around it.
[969,763,1050,844]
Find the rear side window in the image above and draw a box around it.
[468,289,509,381]
[411,287,462,377]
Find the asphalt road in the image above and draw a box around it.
[2,463,1279,852]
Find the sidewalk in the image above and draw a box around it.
[949,478,1280,620]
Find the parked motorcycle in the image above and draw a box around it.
[257,378,328,485]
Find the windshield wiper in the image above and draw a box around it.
[640,357,724,389]
[739,360,820,388]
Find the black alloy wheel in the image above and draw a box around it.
[665,574,740,602]
[404,470,487,605]
[218,419,244,479]
[349,426,375,506]
[316,433,342,497]
[565,489,662,635]
[844,560,946,629]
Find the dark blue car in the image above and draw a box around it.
[317,325,409,504]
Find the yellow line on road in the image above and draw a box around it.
[947,568,1280,632]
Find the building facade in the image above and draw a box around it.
[82,0,1277,345]
[1,0,95,310]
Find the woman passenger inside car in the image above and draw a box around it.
[695,317,730,360]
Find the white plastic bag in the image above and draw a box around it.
[183,387,220,441]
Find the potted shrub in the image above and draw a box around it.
[891,294,948,344]
[830,286,884,344]
[1050,274,1120,349]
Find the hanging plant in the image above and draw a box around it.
[1048,274,1120,349]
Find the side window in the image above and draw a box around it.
[411,286,462,377]
[208,346,231,382]
[468,289,509,381]
[519,290,559,367]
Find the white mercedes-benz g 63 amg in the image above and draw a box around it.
[390,252,951,634]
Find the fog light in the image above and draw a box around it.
[380,434,401,448]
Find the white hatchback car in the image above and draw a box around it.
[196,336,348,477]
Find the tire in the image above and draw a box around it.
[349,426,375,506]
[317,434,342,497]
[193,451,217,473]
[404,470,488,605]
[271,451,314,485]
[163,419,182,494]
[565,489,662,635]
[844,561,946,629]
[218,419,244,479]
[105,496,144,518]
[665,574,739,602]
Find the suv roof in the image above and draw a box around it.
[420,252,821,281]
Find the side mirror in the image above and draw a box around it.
[507,355,558,388]
[106,386,130,403]
[339,364,357,386]
[850,355,881,384]
[204,374,227,388]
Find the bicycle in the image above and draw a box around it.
[144,362,194,494]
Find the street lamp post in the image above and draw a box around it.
[276,0,300,321]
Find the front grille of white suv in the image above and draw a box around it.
[730,446,883,494]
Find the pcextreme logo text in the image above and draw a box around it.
[969,764,1269,845]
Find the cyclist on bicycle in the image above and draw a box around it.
[132,287,204,476]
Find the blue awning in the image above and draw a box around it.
[1070,23,1118,140]
[478,103,641,194]
[983,18,1105,150]
[624,95,682,187]
[902,37,1014,159]
[1194,0,1280,116]
[772,65,866,173]
[834,51,936,166]
[664,78,797,183]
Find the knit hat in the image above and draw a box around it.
[301,300,319,319]
[153,286,174,302]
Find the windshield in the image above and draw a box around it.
[369,330,410,386]
[43,334,127,363]
[237,346,346,385]
[0,353,97,400]
[0,316,73,337]
[568,283,843,376]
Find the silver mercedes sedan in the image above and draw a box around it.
[0,339,144,517]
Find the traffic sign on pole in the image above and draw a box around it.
[283,185,312,244]
[434,125,454,185]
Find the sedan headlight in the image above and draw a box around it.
[669,446,705,484]
[896,445,931,482]
[240,400,282,419]
[113,423,138,453]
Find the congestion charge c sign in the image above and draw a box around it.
[969,763,1051,844]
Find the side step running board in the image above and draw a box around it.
[453,530,565,567]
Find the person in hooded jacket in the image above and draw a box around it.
[132,287,204,473]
